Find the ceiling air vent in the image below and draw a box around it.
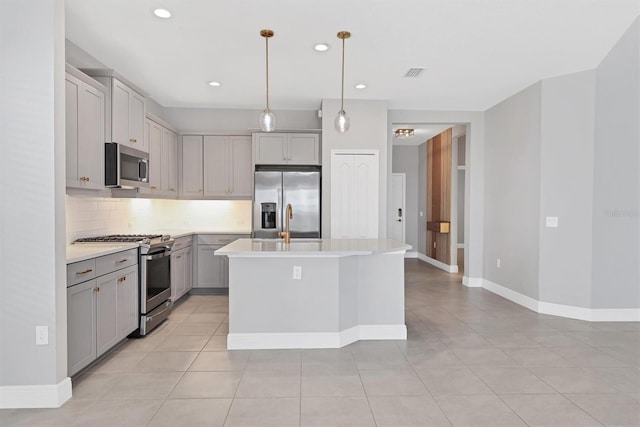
[404,68,424,78]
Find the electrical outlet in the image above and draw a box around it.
[497,258,501,268]
[36,326,48,345]
[292,266,302,280]
[419,211,424,217]
[546,216,559,228]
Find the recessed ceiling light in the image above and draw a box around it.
[314,43,329,52]
[153,8,171,19]
[208,81,221,87]
[355,83,367,89]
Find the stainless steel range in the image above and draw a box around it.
[74,234,174,335]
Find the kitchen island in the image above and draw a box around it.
[215,238,411,350]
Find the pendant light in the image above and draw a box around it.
[259,29,276,132]
[335,31,351,133]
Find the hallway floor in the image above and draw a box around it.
[2,259,639,426]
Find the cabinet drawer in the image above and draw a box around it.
[172,235,193,250]
[67,259,97,287]
[96,248,138,276]
[197,234,248,245]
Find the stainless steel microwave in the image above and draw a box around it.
[105,143,149,188]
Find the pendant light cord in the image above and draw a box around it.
[340,36,345,111]
[265,35,270,110]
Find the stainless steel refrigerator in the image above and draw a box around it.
[253,166,321,239]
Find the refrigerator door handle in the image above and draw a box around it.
[277,187,282,232]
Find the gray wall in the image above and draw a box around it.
[392,145,420,252]
[482,17,640,311]
[163,107,320,134]
[321,99,389,239]
[484,83,542,300]
[591,18,640,309]
[1,0,67,387]
[539,71,596,308]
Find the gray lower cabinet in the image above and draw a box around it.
[196,244,226,288]
[67,249,138,376]
[171,235,193,302]
[67,279,97,376]
[194,234,248,290]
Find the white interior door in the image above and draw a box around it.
[331,150,379,238]
[389,173,406,242]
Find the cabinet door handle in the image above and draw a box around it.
[130,138,137,143]
[94,287,100,292]
[76,269,93,275]
[116,259,128,264]
[170,188,175,191]
[176,255,182,259]
[150,186,157,190]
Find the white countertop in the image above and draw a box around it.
[155,230,252,239]
[215,238,411,258]
[66,243,140,264]
[66,231,252,263]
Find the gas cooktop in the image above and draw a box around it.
[74,234,165,243]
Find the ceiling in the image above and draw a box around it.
[65,0,639,111]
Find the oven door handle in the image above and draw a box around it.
[142,249,172,260]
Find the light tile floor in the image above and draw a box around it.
[2,260,639,426]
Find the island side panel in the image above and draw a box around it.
[228,257,341,334]
[338,256,359,332]
[357,253,407,339]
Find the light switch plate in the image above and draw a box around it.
[292,266,302,280]
[546,216,559,228]
[36,326,48,345]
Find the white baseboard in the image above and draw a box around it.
[482,279,640,322]
[358,324,407,340]
[462,276,483,287]
[482,279,539,312]
[417,253,459,273]
[0,377,71,409]
[227,324,407,350]
[404,251,418,259]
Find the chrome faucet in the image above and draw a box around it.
[279,203,293,244]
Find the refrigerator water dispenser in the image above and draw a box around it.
[261,202,277,229]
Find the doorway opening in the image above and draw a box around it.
[391,123,468,275]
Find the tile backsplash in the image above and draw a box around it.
[66,195,252,243]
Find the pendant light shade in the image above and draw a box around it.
[335,110,350,133]
[259,29,276,132]
[335,31,351,133]
[259,109,276,132]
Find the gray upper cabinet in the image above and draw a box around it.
[111,78,146,152]
[65,71,105,190]
[141,118,178,198]
[253,133,320,165]
[181,135,204,198]
[180,135,252,200]
[203,136,252,198]
[83,70,148,153]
